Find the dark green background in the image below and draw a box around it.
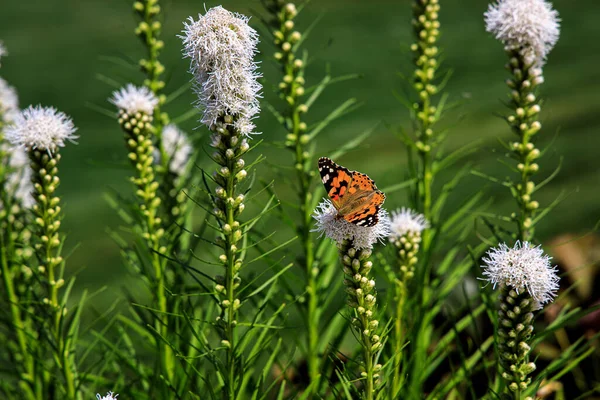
[1,0,598,303]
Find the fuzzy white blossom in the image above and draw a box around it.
[5,145,34,208]
[110,84,158,115]
[389,208,429,240]
[312,199,390,250]
[96,392,118,400]
[4,105,78,154]
[158,124,192,175]
[181,6,261,136]
[481,241,559,308]
[0,77,19,124]
[485,0,560,66]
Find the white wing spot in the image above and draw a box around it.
[322,174,329,183]
[329,168,334,173]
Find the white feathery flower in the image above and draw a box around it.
[485,0,560,66]
[481,241,559,308]
[0,77,19,124]
[181,6,262,136]
[4,145,34,208]
[4,105,78,154]
[312,199,391,250]
[110,84,158,115]
[159,124,193,175]
[96,392,118,400]
[389,208,429,240]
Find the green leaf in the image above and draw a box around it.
[329,122,379,160]
[242,262,294,299]
[307,98,361,141]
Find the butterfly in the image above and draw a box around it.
[318,157,386,227]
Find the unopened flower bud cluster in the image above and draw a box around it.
[133,0,167,99]
[497,288,537,392]
[111,86,165,247]
[271,3,310,152]
[211,115,250,331]
[339,241,383,369]
[389,208,428,282]
[411,0,440,139]
[28,151,67,307]
[504,55,545,240]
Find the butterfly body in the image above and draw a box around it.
[318,157,385,227]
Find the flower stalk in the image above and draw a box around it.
[313,199,389,399]
[485,2,561,397]
[485,0,560,243]
[387,208,428,395]
[114,96,174,383]
[0,63,39,400]
[497,287,536,397]
[0,153,37,399]
[264,0,320,384]
[410,0,441,233]
[4,105,80,399]
[29,150,79,399]
[504,55,544,242]
[134,0,166,96]
[181,6,261,397]
[210,117,248,397]
[339,240,383,400]
[132,0,176,210]
[481,241,559,398]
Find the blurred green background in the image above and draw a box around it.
[0,0,598,304]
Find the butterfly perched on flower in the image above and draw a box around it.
[318,157,386,227]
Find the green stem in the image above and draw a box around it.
[225,154,237,400]
[390,230,421,397]
[361,313,375,400]
[391,280,406,395]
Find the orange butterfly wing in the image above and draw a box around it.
[318,157,385,227]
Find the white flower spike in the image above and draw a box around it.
[181,6,261,136]
[2,145,34,208]
[110,84,159,116]
[96,392,118,400]
[160,124,192,175]
[481,241,559,308]
[0,76,19,124]
[485,0,560,67]
[5,105,78,154]
[389,208,429,240]
[313,199,391,250]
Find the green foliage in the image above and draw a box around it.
[0,0,598,399]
